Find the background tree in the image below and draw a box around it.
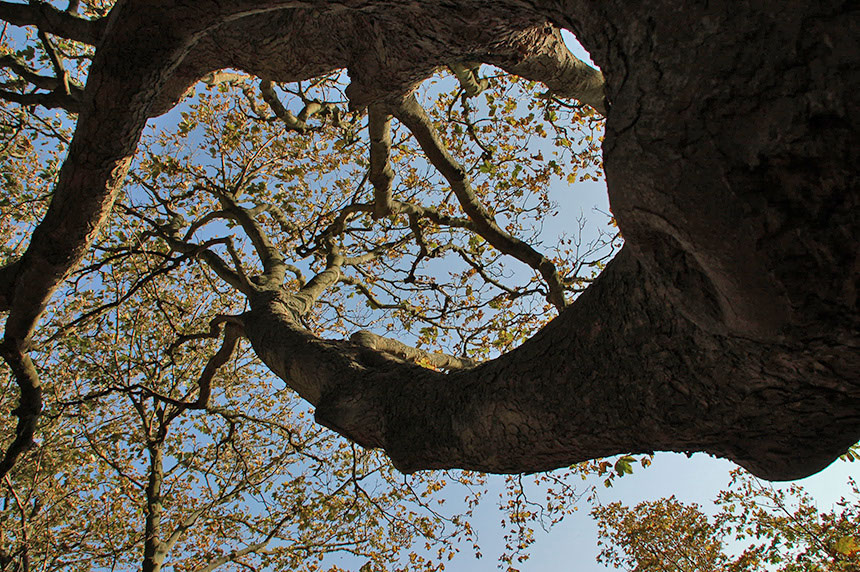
[593,469,860,572]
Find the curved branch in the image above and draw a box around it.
[159,321,245,414]
[0,0,573,481]
[197,247,255,295]
[217,196,287,286]
[246,247,858,481]
[483,25,606,114]
[0,0,854,487]
[288,254,344,318]
[0,340,41,480]
[0,0,106,45]
[240,250,681,470]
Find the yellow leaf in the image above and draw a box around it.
[834,535,859,556]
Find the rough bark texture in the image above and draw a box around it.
[1,0,858,481]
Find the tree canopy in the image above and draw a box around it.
[593,470,860,572]
[0,0,857,553]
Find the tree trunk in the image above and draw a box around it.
[143,442,166,572]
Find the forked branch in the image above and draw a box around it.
[393,94,568,311]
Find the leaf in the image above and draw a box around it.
[839,442,860,462]
[614,455,635,476]
[834,535,859,556]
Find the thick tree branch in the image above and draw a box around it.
[201,70,249,86]
[155,320,245,415]
[0,54,83,95]
[245,247,859,481]
[0,0,855,485]
[288,251,344,318]
[0,88,81,112]
[0,4,230,446]
[0,339,41,480]
[259,79,330,131]
[240,251,686,469]
[0,0,560,481]
[368,103,394,218]
[449,61,488,98]
[0,0,106,45]
[192,242,256,295]
[143,441,167,572]
[187,320,244,408]
[483,25,606,114]
[217,195,286,281]
[259,79,306,130]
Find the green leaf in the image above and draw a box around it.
[614,455,635,476]
[834,535,858,556]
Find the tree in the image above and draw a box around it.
[0,27,609,567]
[593,469,860,571]
[0,246,488,571]
[0,0,857,495]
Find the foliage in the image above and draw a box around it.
[592,468,860,572]
[0,259,484,571]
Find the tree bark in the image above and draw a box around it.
[143,442,166,572]
[245,247,858,481]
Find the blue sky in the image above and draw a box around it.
[441,452,857,571]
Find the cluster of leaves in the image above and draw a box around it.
[0,14,617,567]
[117,68,613,361]
[0,251,486,571]
[592,468,860,572]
